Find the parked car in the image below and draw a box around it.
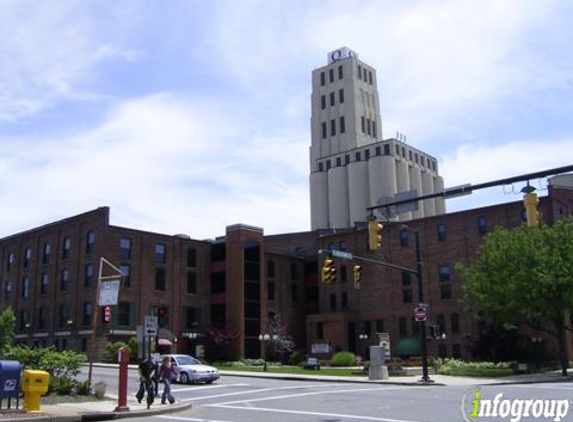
[160,354,220,384]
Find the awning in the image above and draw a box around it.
[158,338,173,346]
[394,337,422,356]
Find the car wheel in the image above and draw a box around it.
[179,373,190,384]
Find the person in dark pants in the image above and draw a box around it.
[158,356,177,404]
[135,356,156,409]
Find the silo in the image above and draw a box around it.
[310,171,329,230]
[348,160,369,225]
[396,160,411,221]
[422,170,436,217]
[434,176,446,214]
[409,165,423,219]
[328,166,349,228]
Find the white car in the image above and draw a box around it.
[161,354,220,384]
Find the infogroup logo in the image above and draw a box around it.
[461,387,570,422]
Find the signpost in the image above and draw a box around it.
[414,306,427,322]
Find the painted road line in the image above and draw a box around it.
[209,404,454,422]
[209,386,410,406]
[158,416,235,422]
[172,383,249,393]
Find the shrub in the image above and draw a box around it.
[4,345,85,379]
[437,359,514,377]
[104,341,128,363]
[289,351,305,366]
[50,377,74,396]
[331,351,356,367]
[75,380,92,396]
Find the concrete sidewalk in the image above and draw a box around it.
[1,369,571,422]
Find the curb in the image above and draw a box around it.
[218,371,446,386]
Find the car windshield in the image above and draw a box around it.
[175,355,201,365]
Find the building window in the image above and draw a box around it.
[24,248,32,268]
[58,304,70,328]
[19,310,28,330]
[184,306,200,329]
[290,263,298,280]
[336,157,341,167]
[345,155,350,165]
[317,322,324,339]
[119,238,131,259]
[415,153,419,163]
[210,304,225,327]
[267,260,275,278]
[291,284,299,303]
[329,68,334,83]
[210,272,226,294]
[437,224,446,241]
[329,92,335,106]
[82,302,92,326]
[118,302,132,326]
[329,293,337,311]
[339,89,344,103]
[400,228,409,246]
[155,244,166,264]
[187,248,197,267]
[372,121,377,138]
[22,277,29,299]
[86,230,95,254]
[38,308,46,330]
[187,271,197,294]
[384,144,390,155]
[365,149,370,160]
[437,314,446,334]
[451,313,460,334]
[60,269,70,291]
[62,237,71,259]
[402,147,406,158]
[477,217,488,235]
[40,273,48,295]
[339,116,345,134]
[341,292,348,309]
[320,71,325,86]
[6,253,14,272]
[321,122,327,139]
[84,264,93,288]
[338,65,343,79]
[357,65,362,80]
[330,119,336,136]
[155,268,166,291]
[326,160,331,170]
[355,151,361,161]
[361,116,365,133]
[366,118,371,135]
[42,244,50,265]
[399,317,407,337]
[119,264,131,287]
[376,146,381,156]
[318,162,324,172]
[268,281,275,301]
[321,95,326,109]
[439,265,451,282]
[368,70,373,84]
[402,271,412,303]
[452,343,461,359]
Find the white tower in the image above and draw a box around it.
[309,48,445,230]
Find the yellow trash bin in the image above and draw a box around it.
[21,369,50,413]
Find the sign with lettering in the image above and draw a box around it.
[327,47,358,64]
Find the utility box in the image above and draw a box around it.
[21,369,50,413]
[368,346,389,380]
[0,360,21,409]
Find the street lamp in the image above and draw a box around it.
[413,230,432,383]
[259,333,270,371]
[173,337,178,353]
[439,333,447,364]
[358,334,369,362]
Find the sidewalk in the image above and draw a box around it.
[1,369,571,422]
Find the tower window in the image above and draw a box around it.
[336,157,341,167]
[384,144,390,155]
[367,119,371,135]
[361,116,365,133]
[320,72,325,86]
[330,119,336,136]
[321,122,327,139]
[368,71,373,84]
[372,121,377,138]
[357,65,362,80]
[329,68,334,83]
[330,92,335,106]
[338,65,343,79]
[339,116,345,133]
[345,155,350,165]
[376,146,381,156]
[338,89,344,103]
[321,95,326,109]
[365,149,370,160]
[355,152,361,162]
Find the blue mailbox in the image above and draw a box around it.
[0,360,22,405]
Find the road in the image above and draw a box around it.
[83,367,573,422]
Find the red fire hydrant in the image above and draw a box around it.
[115,346,130,412]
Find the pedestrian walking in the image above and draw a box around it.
[135,355,156,409]
[158,356,177,404]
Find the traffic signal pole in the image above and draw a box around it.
[415,231,430,383]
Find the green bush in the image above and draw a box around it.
[4,346,85,379]
[437,359,514,377]
[289,351,305,366]
[75,380,92,396]
[50,377,74,395]
[104,341,128,363]
[331,351,356,367]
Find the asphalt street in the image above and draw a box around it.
[82,367,573,422]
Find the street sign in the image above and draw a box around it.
[98,280,121,306]
[414,307,427,322]
[331,250,353,260]
[144,315,158,336]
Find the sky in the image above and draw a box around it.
[1,0,573,240]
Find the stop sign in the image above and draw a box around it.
[414,307,427,322]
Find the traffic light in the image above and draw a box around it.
[429,325,441,339]
[523,191,539,227]
[353,265,362,284]
[158,306,168,317]
[321,258,336,283]
[103,305,112,323]
[368,218,383,251]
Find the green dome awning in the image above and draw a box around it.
[394,337,422,356]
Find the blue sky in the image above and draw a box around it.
[1,0,573,239]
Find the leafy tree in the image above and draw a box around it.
[458,218,573,376]
[0,306,16,353]
[265,314,295,363]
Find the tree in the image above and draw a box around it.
[265,314,295,363]
[457,218,573,376]
[0,306,16,353]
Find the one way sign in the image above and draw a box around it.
[144,315,158,336]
